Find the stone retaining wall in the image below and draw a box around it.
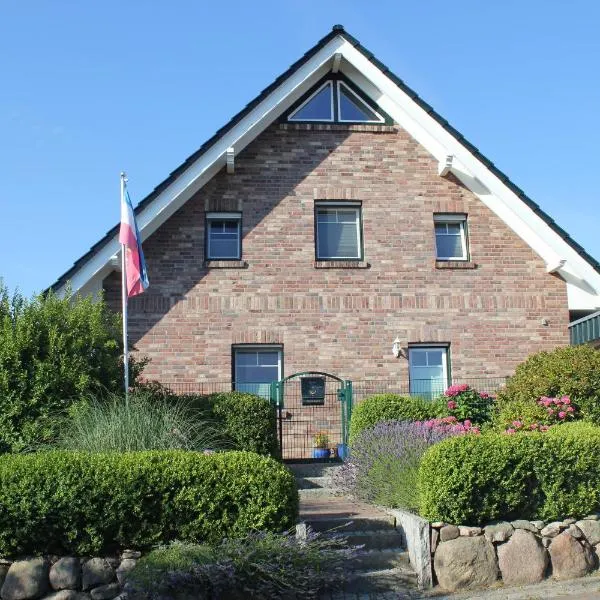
[430,515,600,591]
[0,551,141,600]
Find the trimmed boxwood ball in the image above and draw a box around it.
[0,450,298,556]
[419,422,600,525]
[349,394,445,444]
[495,345,600,428]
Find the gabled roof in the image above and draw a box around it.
[50,25,600,310]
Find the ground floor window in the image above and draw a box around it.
[233,345,282,398]
[408,345,449,398]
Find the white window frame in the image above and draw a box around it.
[288,81,334,122]
[315,202,362,260]
[337,81,385,124]
[408,345,449,397]
[433,214,468,261]
[233,345,283,396]
[206,212,242,260]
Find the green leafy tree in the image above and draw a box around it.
[0,282,141,451]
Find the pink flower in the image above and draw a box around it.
[540,425,549,432]
[567,406,575,413]
[512,420,523,428]
[444,384,469,397]
[558,411,566,419]
[447,400,457,410]
[543,398,552,407]
[547,408,555,415]
[505,428,516,435]
[530,423,539,430]
[480,392,490,399]
[562,396,571,405]
[553,398,562,405]
[463,419,472,428]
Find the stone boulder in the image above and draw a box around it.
[50,558,81,591]
[549,531,595,579]
[497,529,549,585]
[484,522,514,543]
[81,559,115,591]
[439,524,459,542]
[90,583,121,600]
[434,536,498,591]
[115,560,136,585]
[1,557,50,600]
[41,591,80,600]
[576,520,600,546]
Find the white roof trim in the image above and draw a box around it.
[57,33,600,310]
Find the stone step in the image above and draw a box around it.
[287,462,342,478]
[329,529,405,551]
[352,548,410,571]
[342,566,419,593]
[298,487,338,499]
[304,515,397,533]
[296,475,332,490]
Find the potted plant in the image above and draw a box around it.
[312,431,330,459]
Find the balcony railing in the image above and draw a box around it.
[569,311,600,346]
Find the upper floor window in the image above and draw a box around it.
[288,79,386,124]
[434,214,468,261]
[315,203,362,260]
[206,212,241,260]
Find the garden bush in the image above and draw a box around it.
[495,345,600,428]
[128,532,355,599]
[0,283,144,451]
[349,394,445,443]
[0,450,298,556]
[443,384,494,425]
[58,392,229,452]
[336,419,474,511]
[419,423,600,524]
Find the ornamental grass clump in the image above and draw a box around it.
[128,531,356,600]
[58,391,229,453]
[335,419,474,512]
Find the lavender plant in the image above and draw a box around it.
[127,531,357,600]
[334,420,470,512]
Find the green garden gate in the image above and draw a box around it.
[270,372,352,461]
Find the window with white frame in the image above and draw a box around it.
[288,79,385,124]
[206,212,241,260]
[315,203,362,260]
[233,346,282,399]
[434,214,468,260]
[409,346,449,398]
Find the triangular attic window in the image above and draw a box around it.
[338,82,383,123]
[288,82,334,121]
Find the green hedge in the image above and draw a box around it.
[349,394,445,443]
[0,450,298,556]
[419,423,600,524]
[205,392,278,457]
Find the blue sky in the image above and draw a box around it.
[1,1,599,297]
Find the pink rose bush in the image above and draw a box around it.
[503,395,577,434]
[442,384,494,425]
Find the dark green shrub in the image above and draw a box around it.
[0,284,144,451]
[419,424,600,524]
[349,394,445,443]
[495,345,600,428]
[128,532,355,599]
[0,450,298,556]
[207,391,278,457]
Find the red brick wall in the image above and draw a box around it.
[103,122,569,387]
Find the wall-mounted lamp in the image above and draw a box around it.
[392,337,402,358]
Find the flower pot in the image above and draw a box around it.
[312,448,330,459]
[336,443,349,459]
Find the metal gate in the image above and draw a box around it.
[270,372,352,461]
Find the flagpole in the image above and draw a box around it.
[120,172,129,406]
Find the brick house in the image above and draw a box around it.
[52,26,600,405]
